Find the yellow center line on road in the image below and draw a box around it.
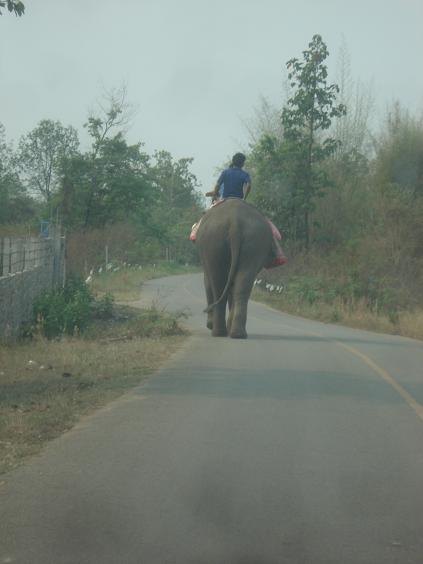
[336,341,423,423]
[250,303,423,425]
[179,284,423,424]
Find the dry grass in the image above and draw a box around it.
[0,306,187,475]
[0,255,198,475]
[396,310,423,340]
[253,289,423,340]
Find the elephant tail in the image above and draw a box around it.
[204,235,240,314]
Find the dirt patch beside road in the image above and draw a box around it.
[0,305,187,475]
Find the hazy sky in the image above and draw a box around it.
[1,0,423,190]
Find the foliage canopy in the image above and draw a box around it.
[0,0,24,16]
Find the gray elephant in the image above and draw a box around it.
[196,199,276,339]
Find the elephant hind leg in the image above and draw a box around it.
[204,262,229,337]
[229,298,248,339]
[212,301,228,337]
[204,272,214,330]
[228,270,257,339]
[230,324,247,339]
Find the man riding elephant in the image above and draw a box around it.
[202,152,286,269]
[193,152,287,338]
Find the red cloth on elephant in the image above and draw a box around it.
[263,219,286,266]
[266,241,288,268]
[190,220,201,241]
[266,218,282,241]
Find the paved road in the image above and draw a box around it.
[1,273,423,564]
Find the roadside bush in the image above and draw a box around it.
[90,293,114,320]
[33,276,94,338]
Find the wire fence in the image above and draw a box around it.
[0,237,53,277]
[0,229,65,337]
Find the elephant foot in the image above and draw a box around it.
[207,320,213,330]
[212,327,228,337]
[229,329,247,339]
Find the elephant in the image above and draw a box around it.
[196,198,275,339]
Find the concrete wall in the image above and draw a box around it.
[0,236,65,337]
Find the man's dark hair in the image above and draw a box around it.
[231,152,246,168]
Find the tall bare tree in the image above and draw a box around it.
[333,38,374,158]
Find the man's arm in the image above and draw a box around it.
[206,171,224,200]
[205,183,220,199]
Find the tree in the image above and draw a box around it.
[85,84,137,159]
[248,134,298,238]
[243,96,284,146]
[58,135,151,229]
[374,102,423,196]
[81,85,140,227]
[333,38,374,160]
[148,150,201,262]
[281,34,346,248]
[56,87,151,230]
[0,0,25,16]
[150,150,199,210]
[17,120,79,203]
[307,41,374,251]
[0,123,36,224]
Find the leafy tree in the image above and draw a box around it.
[78,85,142,227]
[58,135,151,229]
[281,34,346,248]
[248,134,298,238]
[87,135,151,227]
[0,0,25,16]
[148,150,202,262]
[55,86,202,264]
[56,87,152,230]
[17,120,79,203]
[150,150,199,210]
[0,123,36,224]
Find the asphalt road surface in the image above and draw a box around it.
[1,273,423,564]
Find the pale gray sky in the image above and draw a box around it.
[1,0,423,189]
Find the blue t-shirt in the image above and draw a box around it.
[217,167,251,199]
